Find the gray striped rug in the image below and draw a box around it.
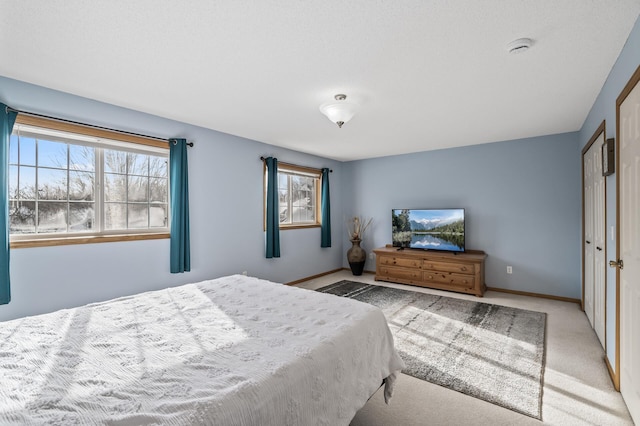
[317,281,546,419]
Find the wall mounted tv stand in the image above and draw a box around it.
[373,245,487,297]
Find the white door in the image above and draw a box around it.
[619,72,640,424]
[584,144,595,326]
[593,134,606,347]
[583,130,606,348]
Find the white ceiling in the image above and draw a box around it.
[1,1,639,161]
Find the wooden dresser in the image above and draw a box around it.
[374,245,487,297]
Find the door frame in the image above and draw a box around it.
[613,63,640,391]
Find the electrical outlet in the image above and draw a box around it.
[369,252,374,260]
[507,266,513,274]
[242,271,248,276]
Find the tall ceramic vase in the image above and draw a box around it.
[347,239,366,276]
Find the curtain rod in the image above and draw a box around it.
[5,105,193,147]
[260,156,332,173]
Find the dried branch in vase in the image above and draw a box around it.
[347,216,373,241]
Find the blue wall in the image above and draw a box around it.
[0,75,584,322]
[0,76,344,321]
[578,14,640,371]
[342,133,581,299]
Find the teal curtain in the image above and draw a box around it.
[169,138,191,273]
[320,168,331,247]
[265,157,280,258]
[1,104,17,305]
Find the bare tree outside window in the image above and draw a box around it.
[103,149,167,229]
[9,127,169,238]
[272,165,320,227]
[8,136,87,234]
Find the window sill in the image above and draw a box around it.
[10,232,170,249]
[270,224,321,231]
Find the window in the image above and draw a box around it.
[9,115,170,248]
[265,163,321,229]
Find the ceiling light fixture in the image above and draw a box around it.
[507,38,533,54]
[319,94,359,128]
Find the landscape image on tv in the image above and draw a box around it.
[392,209,465,252]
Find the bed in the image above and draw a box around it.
[0,274,404,425]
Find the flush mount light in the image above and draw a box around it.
[507,38,533,54]
[319,94,359,128]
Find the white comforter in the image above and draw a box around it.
[0,275,404,425]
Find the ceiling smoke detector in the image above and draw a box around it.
[507,38,533,54]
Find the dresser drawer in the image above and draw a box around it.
[378,256,422,268]
[423,271,475,288]
[423,260,474,275]
[378,265,422,281]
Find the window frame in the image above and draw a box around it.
[9,115,170,249]
[263,162,322,230]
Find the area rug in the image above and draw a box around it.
[317,281,546,419]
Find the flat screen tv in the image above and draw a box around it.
[392,208,465,252]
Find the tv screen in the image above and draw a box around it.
[392,208,465,252]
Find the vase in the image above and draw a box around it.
[347,238,366,276]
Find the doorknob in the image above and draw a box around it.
[609,259,624,270]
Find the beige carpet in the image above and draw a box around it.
[295,270,633,425]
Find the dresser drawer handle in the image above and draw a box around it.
[460,266,467,271]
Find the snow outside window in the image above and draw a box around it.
[9,121,169,245]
